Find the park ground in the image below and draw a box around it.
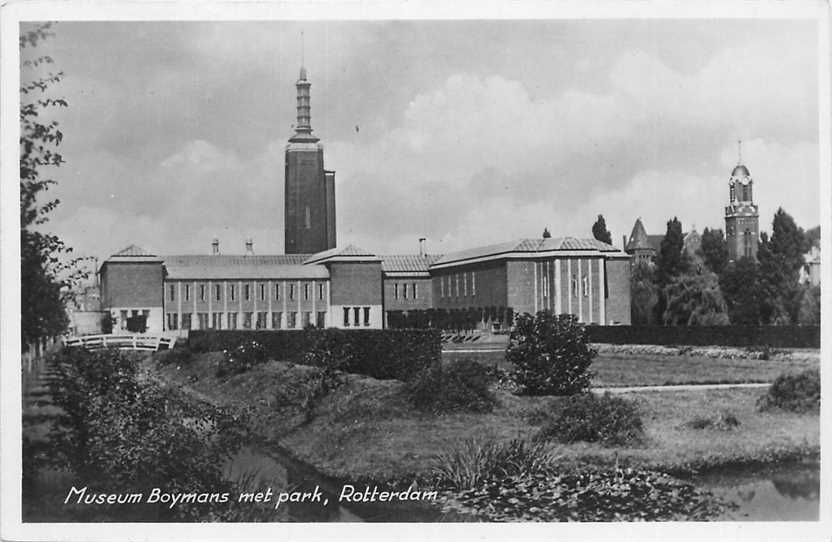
[152,347,820,483]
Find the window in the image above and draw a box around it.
[455,274,460,297]
[132,309,139,318]
[169,285,175,301]
[403,283,408,299]
[227,312,237,330]
[318,283,325,300]
[199,284,206,302]
[440,277,444,298]
[343,307,350,327]
[230,284,236,301]
[303,311,312,328]
[185,284,191,301]
[287,311,297,329]
[243,312,253,329]
[244,284,250,301]
[256,312,267,329]
[394,283,399,299]
[275,282,280,300]
[166,313,178,330]
[582,275,589,297]
[272,312,282,329]
[463,273,468,296]
[353,307,360,327]
[317,311,326,328]
[212,312,222,329]
[471,273,476,296]
[259,284,266,301]
[571,275,578,297]
[182,313,192,330]
[289,283,295,300]
[543,275,549,297]
[304,283,310,300]
[198,312,209,329]
[215,284,221,301]
[363,307,370,327]
[413,283,418,299]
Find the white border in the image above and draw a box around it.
[2,1,830,541]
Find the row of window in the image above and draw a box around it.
[118,309,150,330]
[342,306,372,327]
[166,310,327,330]
[168,281,326,303]
[439,272,477,298]
[392,282,419,300]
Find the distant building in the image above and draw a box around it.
[724,147,759,262]
[623,218,663,265]
[801,246,821,286]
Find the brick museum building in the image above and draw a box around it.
[97,65,633,334]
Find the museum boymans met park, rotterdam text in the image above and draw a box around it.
[64,485,438,510]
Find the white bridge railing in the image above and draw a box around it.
[64,334,175,352]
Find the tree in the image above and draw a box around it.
[700,228,728,274]
[766,208,808,276]
[719,257,762,325]
[755,209,808,324]
[542,227,552,239]
[592,214,612,245]
[20,23,86,346]
[797,284,821,326]
[655,217,689,285]
[662,271,730,326]
[630,260,659,325]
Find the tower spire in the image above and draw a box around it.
[737,139,742,164]
[290,31,317,143]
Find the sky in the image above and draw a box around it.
[21,19,820,265]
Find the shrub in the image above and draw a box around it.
[407,360,495,414]
[431,438,559,489]
[536,392,644,447]
[506,312,596,396]
[757,368,820,413]
[155,344,193,366]
[685,410,740,430]
[216,340,268,377]
[190,329,440,382]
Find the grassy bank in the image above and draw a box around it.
[153,353,819,483]
[444,349,819,388]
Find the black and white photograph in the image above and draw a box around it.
[2,1,830,540]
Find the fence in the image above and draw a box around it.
[63,334,175,352]
[586,325,820,348]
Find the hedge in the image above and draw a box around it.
[586,325,819,348]
[189,329,441,381]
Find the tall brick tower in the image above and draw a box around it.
[724,141,759,262]
[284,65,336,254]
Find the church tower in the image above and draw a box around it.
[284,65,336,254]
[724,141,759,262]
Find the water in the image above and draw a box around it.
[689,460,819,521]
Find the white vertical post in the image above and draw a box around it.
[533,262,539,314]
[599,258,606,325]
[555,259,562,315]
[578,259,583,323]
[268,281,273,329]
[567,259,572,316]
[588,259,593,323]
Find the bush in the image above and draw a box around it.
[757,368,820,413]
[507,312,596,396]
[430,438,559,489]
[216,340,268,377]
[685,410,740,430]
[407,360,495,414]
[536,392,644,447]
[155,344,193,366]
[190,329,440,382]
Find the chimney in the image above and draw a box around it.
[245,238,254,255]
[211,238,220,255]
[419,237,426,258]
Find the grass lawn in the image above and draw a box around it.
[153,354,819,484]
[443,349,819,388]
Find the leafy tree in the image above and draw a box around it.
[797,284,820,326]
[542,227,552,239]
[662,271,730,326]
[755,210,808,324]
[20,23,87,345]
[630,260,659,325]
[591,214,612,245]
[719,257,762,324]
[805,225,820,250]
[766,208,809,276]
[700,228,728,274]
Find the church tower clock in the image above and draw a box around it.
[724,141,759,262]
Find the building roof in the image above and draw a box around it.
[102,244,163,266]
[303,244,381,265]
[432,237,626,268]
[731,164,751,178]
[625,218,650,251]
[380,254,444,275]
[162,254,328,280]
